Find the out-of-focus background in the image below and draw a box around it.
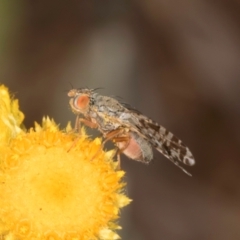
[2,1,240,239]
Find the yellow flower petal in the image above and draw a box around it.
[0,118,131,240]
[99,228,120,240]
[0,85,24,145]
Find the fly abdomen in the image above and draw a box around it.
[116,132,153,163]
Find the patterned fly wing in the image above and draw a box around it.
[124,110,195,174]
[94,100,195,175]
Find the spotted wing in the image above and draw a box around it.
[93,97,195,175]
[128,112,195,176]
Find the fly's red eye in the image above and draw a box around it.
[74,95,90,110]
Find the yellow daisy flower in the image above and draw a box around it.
[0,85,131,240]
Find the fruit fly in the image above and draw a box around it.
[68,88,195,176]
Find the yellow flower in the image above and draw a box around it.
[0,86,131,240]
[0,85,24,146]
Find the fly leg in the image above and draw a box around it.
[112,135,131,169]
[79,118,98,130]
[90,128,125,162]
[71,116,97,133]
[68,117,98,152]
[74,115,80,132]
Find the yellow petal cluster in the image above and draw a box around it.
[0,85,24,145]
[0,85,131,240]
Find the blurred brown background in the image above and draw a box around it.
[1,0,240,239]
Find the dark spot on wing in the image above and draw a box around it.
[170,135,179,143]
[139,118,147,128]
[162,142,172,156]
[147,122,160,132]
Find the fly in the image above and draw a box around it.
[68,88,195,176]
